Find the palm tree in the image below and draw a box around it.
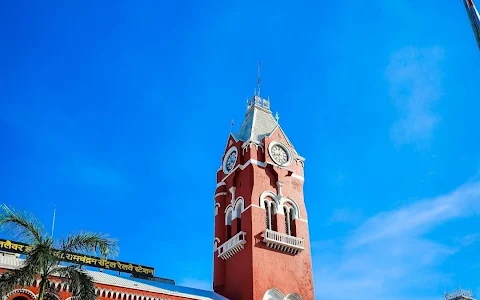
[0,204,118,300]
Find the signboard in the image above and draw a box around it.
[0,239,155,277]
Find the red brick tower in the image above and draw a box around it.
[213,90,314,300]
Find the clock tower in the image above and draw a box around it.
[213,91,314,300]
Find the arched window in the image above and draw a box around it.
[226,210,233,240]
[264,201,269,229]
[236,204,242,233]
[263,288,284,300]
[285,293,303,300]
[264,200,277,231]
[284,206,296,236]
[269,203,277,231]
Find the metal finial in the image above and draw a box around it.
[231,119,234,131]
[257,62,261,96]
[275,112,279,122]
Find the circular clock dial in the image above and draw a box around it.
[225,151,237,172]
[223,147,238,174]
[269,142,291,166]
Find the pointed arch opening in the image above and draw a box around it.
[226,210,233,240]
[283,204,296,236]
[263,199,277,231]
[234,197,244,234]
[285,293,303,300]
[263,288,284,300]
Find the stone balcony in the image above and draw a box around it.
[263,229,304,255]
[217,231,247,260]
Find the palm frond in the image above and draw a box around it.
[44,292,60,300]
[53,266,96,300]
[44,280,61,300]
[0,242,56,296]
[60,232,118,258]
[0,204,44,244]
[24,243,58,274]
[0,264,37,296]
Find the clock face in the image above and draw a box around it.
[223,147,238,174]
[269,142,290,166]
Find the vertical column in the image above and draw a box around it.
[286,209,291,235]
[229,186,236,205]
[267,203,272,230]
[276,181,284,197]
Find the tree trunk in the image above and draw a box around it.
[38,277,47,300]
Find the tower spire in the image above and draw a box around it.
[257,62,261,97]
[247,62,270,111]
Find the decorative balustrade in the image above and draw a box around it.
[263,229,304,255]
[217,231,247,260]
[445,289,474,300]
[247,95,270,110]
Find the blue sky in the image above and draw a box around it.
[1,1,480,299]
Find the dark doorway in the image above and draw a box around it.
[13,296,29,300]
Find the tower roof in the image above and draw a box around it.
[445,289,475,300]
[233,95,278,143]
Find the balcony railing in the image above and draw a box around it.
[263,229,304,255]
[217,231,247,260]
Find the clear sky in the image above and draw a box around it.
[1,1,480,299]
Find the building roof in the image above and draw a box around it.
[128,276,228,300]
[88,271,228,300]
[0,253,228,300]
[233,96,279,143]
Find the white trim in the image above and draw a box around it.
[216,181,226,188]
[214,237,220,251]
[239,204,309,222]
[222,133,238,159]
[276,181,284,197]
[241,140,264,154]
[247,159,304,181]
[229,186,236,204]
[291,173,304,181]
[256,191,308,223]
[259,191,280,212]
[266,125,300,158]
[225,207,233,225]
[219,159,268,182]
[263,288,284,300]
[214,192,227,199]
[244,204,262,211]
[279,197,301,219]
[285,293,303,300]
[233,197,245,219]
[214,203,221,216]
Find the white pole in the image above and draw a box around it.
[51,205,56,238]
